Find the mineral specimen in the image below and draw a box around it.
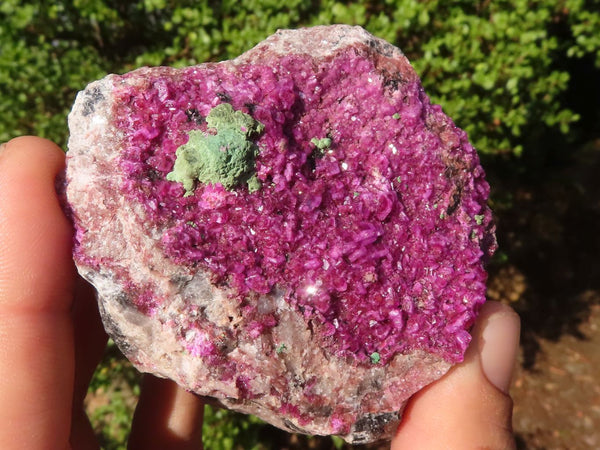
[167,103,265,194]
[64,25,496,443]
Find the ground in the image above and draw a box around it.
[494,137,600,450]
[85,139,600,449]
[512,303,600,449]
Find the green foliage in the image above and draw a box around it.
[87,341,141,449]
[202,405,267,450]
[331,435,345,449]
[88,390,134,450]
[1,0,598,157]
[565,0,600,65]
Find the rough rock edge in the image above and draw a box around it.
[66,25,454,443]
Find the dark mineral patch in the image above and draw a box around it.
[81,86,104,117]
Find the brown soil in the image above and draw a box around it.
[512,303,600,449]
[491,137,600,450]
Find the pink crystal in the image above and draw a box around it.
[64,25,495,443]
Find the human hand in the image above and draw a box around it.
[0,137,204,449]
[0,136,518,449]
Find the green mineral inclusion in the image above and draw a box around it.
[370,351,381,364]
[167,103,265,195]
[310,137,332,150]
[275,343,288,354]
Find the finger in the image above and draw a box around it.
[72,278,107,406]
[0,137,76,448]
[70,277,108,450]
[128,375,204,450]
[392,301,520,450]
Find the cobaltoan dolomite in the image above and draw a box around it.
[64,25,496,443]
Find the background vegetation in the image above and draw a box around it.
[2,0,599,160]
[2,1,600,448]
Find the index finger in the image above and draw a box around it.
[0,136,76,448]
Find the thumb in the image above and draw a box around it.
[392,301,520,450]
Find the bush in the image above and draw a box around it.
[1,0,599,158]
[86,341,141,450]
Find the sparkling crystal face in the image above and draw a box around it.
[100,49,494,366]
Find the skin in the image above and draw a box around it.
[0,136,520,449]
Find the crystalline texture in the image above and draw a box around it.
[64,25,496,443]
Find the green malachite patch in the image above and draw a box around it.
[167,103,264,195]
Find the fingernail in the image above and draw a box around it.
[479,310,520,393]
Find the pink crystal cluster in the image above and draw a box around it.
[98,46,495,367]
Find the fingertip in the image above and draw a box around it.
[5,135,64,150]
[392,301,519,449]
[0,135,73,312]
[129,375,204,450]
[475,301,520,330]
[476,302,521,394]
[1,136,65,167]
